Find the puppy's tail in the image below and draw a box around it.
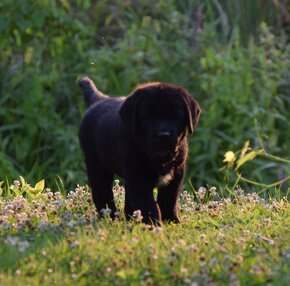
[78,76,107,107]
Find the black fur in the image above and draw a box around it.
[78,77,201,225]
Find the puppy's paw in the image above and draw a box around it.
[162,215,180,224]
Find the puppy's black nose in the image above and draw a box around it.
[157,131,171,141]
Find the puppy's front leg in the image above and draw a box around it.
[157,168,185,224]
[125,183,162,225]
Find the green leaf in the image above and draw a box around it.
[11,188,22,197]
[19,176,26,187]
[235,150,264,170]
[0,181,3,196]
[116,270,127,279]
[240,140,250,158]
[34,179,45,192]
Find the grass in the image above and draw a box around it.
[0,181,289,285]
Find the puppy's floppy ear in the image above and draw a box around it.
[179,90,201,134]
[119,89,142,135]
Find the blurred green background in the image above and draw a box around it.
[0,0,289,191]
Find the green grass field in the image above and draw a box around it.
[0,180,289,285]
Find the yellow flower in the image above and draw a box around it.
[223,151,236,163]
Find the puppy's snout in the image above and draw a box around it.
[157,131,171,142]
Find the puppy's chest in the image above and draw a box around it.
[157,171,174,187]
[156,155,183,187]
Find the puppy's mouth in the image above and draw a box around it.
[156,148,172,156]
[153,146,177,159]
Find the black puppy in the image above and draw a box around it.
[79,77,201,225]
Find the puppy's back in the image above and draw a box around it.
[79,96,125,176]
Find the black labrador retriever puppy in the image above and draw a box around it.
[79,77,201,225]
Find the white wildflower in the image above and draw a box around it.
[197,187,206,200]
[132,210,143,223]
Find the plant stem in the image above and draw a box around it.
[262,152,290,164]
[237,173,290,190]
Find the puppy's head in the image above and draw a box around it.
[120,82,201,162]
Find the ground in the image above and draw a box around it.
[0,181,289,285]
